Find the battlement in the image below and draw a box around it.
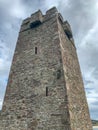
[63,21,73,40]
[20,10,43,32]
[45,7,58,19]
[20,7,74,45]
[30,10,43,28]
[20,7,58,32]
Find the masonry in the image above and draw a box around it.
[0,7,93,130]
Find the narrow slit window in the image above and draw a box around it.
[35,47,37,54]
[46,87,48,96]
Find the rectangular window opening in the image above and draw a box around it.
[35,47,37,54]
[46,87,48,96]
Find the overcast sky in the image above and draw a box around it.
[0,0,98,120]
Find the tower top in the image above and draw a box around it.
[20,7,74,46]
[22,7,58,24]
[22,7,59,28]
[20,7,73,41]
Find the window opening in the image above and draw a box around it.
[35,47,37,54]
[46,87,48,96]
[57,69,61,79]
[64,30,73,39]
[30,21,41,29]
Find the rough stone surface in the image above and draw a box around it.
[0,7,93,130]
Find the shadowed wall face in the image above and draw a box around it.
[0,7,93,130]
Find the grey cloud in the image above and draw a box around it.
[84,80,94,86]
[89,102,98,120]
[0,98,3,110]
[90,110,98,120]
[92,69,98,79]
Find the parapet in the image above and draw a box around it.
[20,6,73,42]
[30,10,43,28]
[20,10,43,32]
[63,21,72,32]
[58,13,64,23]
[20,7,59,32]
[21,17,30,32]
[44,7,58,20]
[62,21,73,39]
[46,7,58,15]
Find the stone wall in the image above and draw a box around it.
[57,17,93,130]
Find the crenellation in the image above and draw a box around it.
[46,7,58,16]
[58,13,64,24]
[63,21,72,30]
[20,17,30,32]
[30,10,43,26]
[63,21,73,37]
[61,21,75,47]
[20,7,62,32]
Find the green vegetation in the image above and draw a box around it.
[92,120,98,126]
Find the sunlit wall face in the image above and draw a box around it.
[0,0,98,120]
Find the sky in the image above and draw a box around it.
[0,0,98,120]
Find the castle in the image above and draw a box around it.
[0,7,93,130]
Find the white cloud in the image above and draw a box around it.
[0,40,12,77]
[0,58,10,76]
[44,0,69,9]
[79,19,98,48]
[9,1,26,18]
[0,0,26,19]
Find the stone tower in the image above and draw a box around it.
[0,7,93,130]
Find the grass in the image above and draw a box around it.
[92,120,98,126]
